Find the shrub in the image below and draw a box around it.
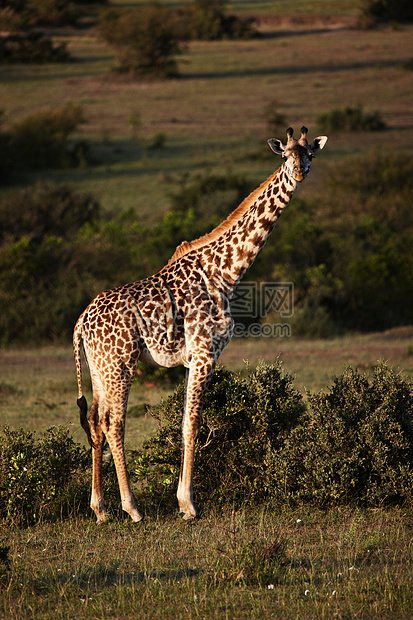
[0,427,86,526]
[0,426,120,526]
[264,101,287,136]
[326,151,413,199]
[359,0,413,26]
[169,172,256,234]
[97,6,183,78]
[0,182,100,244]
[258,151,413,334]
[401,57,413,71]
[0,110,16,183]
[133,363,413,513]
[317,106,386,133]
[133,362,305,511]
[0,0,107,29]
[0,30,69,63]
[178,0,257,41]
[270,364,413,507]
[8,104,87,170]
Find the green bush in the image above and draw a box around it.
[8,104,88,171]
[0,111,16,183]
[401,57,413,71]
[0,182,100,243]
[169,172,256,234]
[1,147,412,344]
[2,364,412,525]
[0,427,88,526]
[0,426,120,526]
[256,151,413,334]
[135,362,413,513]
[0,31,69,63]
[270,364,413,507]
[133,362,305,510]
[317,106,386,133]
[1,0,107,29]
[97,6,183,78]
[178,0,257,41]
[326,150,413,199]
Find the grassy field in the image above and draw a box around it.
[1,8,412,222]
[1,506,412,619]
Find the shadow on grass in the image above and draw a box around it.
[28,564,201,595]
[181,59,401,80]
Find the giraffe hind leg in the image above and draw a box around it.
[102,400,142,523]
[77,393,108,522]
[89,399,108,523]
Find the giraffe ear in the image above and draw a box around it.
[267,138,285,156]
[309,135,328,154]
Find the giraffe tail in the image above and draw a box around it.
[73,314,94,448]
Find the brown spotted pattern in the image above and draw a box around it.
[73,128,327,523]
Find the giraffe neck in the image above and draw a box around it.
[199,164,297,290]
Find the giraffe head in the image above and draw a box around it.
[267,126,327,182]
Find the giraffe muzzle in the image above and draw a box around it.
[294,169,305,182]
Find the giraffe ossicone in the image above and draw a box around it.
[73,126,327,523]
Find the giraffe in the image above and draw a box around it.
[73,126,327,523]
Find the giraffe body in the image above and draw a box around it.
[73,127,327,523]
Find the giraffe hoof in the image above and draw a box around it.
[96,514,109,525]
[180,505,197,520]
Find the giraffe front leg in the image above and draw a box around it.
[177,423,198,520]
[177,361,215,520]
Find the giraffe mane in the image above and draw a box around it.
[167,170,279,265]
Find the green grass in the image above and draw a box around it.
[1,507,412,619]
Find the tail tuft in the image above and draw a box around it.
[77,395,94,448]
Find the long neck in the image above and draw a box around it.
[200,164,297,289]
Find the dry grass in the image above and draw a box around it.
[221,326,413,394]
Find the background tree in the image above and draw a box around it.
[97,6,183,78]
[359,0,413,26]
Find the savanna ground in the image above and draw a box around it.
[1,1,413,617]
[1,330,413,619]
